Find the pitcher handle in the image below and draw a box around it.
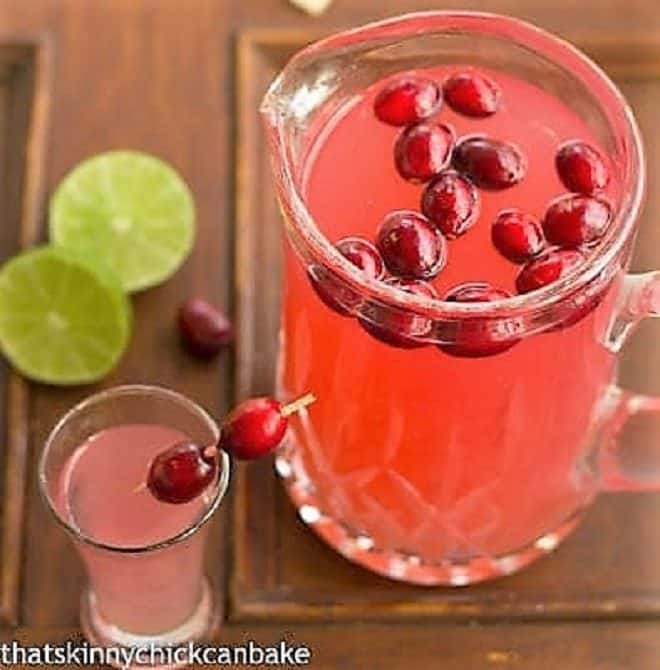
[600,271,660,490]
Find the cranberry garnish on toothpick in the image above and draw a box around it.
[147,440,218,504]
[220,393,315,460]
[144,393,316,503]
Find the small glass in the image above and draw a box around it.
[261,12,660,585]
[39,385,230,667]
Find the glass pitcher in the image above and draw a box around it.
[260,11,660,586]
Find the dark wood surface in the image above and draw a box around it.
[3,621,660,670]
[1,1,660,668]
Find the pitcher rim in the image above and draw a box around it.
[261,11,645,319]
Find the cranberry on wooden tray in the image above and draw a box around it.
[421,171,479,239]
[373,77,442,127]
[359,278,438,349]
[439,282,519,357]
[376,210,447,280]
[178,298,232,358]
[491,209,546,264]
[452,136,526,190]
[395,122,455,183]
[543,194,612,248]
[443,71,501,118]
[556,140,609,194]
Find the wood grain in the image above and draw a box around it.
[232,29,660,622]
[0,2,658,669]
[0,38,50,627]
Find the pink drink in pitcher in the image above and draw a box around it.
[282,66,616,565]
[262,10,653,585]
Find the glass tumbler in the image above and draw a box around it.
[39,385,230,667]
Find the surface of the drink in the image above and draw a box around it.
[281,66,619,564]
[59,424,207,547]
[303,66,615,293]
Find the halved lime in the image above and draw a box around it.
[49,151,195,292]
[0,246,132,385]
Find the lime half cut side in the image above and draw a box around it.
[50,151,195,292]
[0,246,132,385]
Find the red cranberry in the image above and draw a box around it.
[444,282,511,303]
[439,282,518,357]
[148,440,217,504]
[395,122,454,183]
[452,136,526,190]
[373,77,442,126]
[421,171,479,239]
[308,237,385,316]
[359,278,438,349]
[376,210,447,280]
[335,237,385,278]
[491,209,546,264]
[516,248,585,294]
[178,298,232,358]
[443,72,501,118]
[220,397,288,460]
[543,194,612,248]
[556,141,609,194]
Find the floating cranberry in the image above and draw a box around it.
[376,210,447,280]
[359,278,438,349]
[443,72,501,118]
[439,282,518,357]
[516,248,585,294]
[395,122,454,183]
[543,194,612,248]
[336,237,385,278]
[556,141,609,194]
[452,136,526,190]
[148,440,217,504]
[308,237,385,316]
[444,282,511,303]
[373,77,442,127]
[491,209,545,264]
[179,298,232,358]
[421,171,479,239]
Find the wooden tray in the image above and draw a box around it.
[232,29,660,623]
[0,38,49,626]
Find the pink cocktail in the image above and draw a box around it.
[263,13,660,585]
[40,386,230,665]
